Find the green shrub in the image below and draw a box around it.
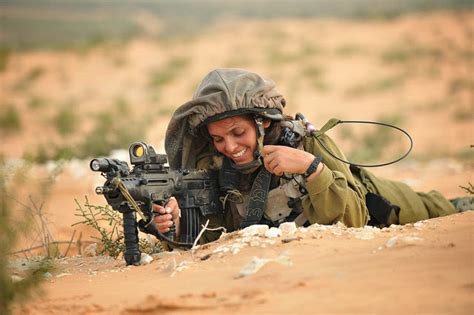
[73,197,163,258]
[381,45,443,64]
[0,105,21,134]
[54,104,78,136]
[27,96,47,110]
[0,158,52,315]
[78,103,146,158]
[13,67,45,91]
[0,47,11,72]
[448,78,472,95]
[345,73,407,97]
[334,44,365,57]
[148,56,190,88]
[348,114,406,163]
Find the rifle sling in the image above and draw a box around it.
[240,167,273,229]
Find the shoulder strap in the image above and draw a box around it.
[239,167,273,228]
[313,118,341,137]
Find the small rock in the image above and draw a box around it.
[354,230,375,240]
[237,253,292,278]
[401,236,423,244]
[265,227,282,238]
[43,272,53,278]
[140,253,154,265]
[11,275,23,282]
[55,273,71,278]
[279,222,297,235]
[414,222,424,230]
[239,225,269,237]
[84,243,98,257]
[386,236,399,248]
[212,246,230,254]
[249,240,261,247]
[152,251,181,259]
[389,224,402,231]
[281,236,302,243]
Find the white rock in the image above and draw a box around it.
[354,230,375,240]
[401,236,423,244]
[249,240,261,247]
[389,224,403,230]
[265,227,282,238]
[414,222,424,230]
[11,275,23,282]
[140,253,154,265]
[386,236,399,248]
[212,245,229,254]
[84,243,98,257]
[231,244,242,255]
[239,224,269,237]
[279,222,297,235]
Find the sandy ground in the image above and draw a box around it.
[11,211,474,315]
[2,11,473,315]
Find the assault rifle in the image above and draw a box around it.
[90,142,222,265]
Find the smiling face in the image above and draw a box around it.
[207,115,259,165]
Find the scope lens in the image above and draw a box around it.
[133,145,144,158]
[90,159,101,171]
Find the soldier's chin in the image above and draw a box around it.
[231,155,253,165]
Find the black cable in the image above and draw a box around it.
[314,120,413,168]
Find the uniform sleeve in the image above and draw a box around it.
[301,135,368,227]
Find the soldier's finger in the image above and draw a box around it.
[262,145,278,156]
[154,213,172,223]
[152,204,167,214]
[156,222,170,233]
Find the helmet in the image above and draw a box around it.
[165,68,286,169]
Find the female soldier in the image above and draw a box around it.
[153,68,466,244]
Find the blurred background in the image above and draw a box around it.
[0,0,472,250]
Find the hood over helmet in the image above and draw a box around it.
[165,68,286,169]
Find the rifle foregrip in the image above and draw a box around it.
[122,211,141,266]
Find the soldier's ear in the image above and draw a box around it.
[263,119,271,128]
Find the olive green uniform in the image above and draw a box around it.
[164,68,458,244]
[197,131,456,244]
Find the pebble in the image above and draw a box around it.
[237,253,292,278]
[386,236,399,248]
[265,227,282,238]
[84,243,98,257]
[386,235,423,248]
[239,224,269,237]
[401,236,423,244]
[279,222,297,235]
[11,275,23,282]
[140,253,154,265]
[414,222,424,230]
[297,227,308,233]
[354,230,375,240]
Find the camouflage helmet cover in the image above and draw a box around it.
[165,68,286,169]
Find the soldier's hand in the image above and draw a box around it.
[152,197,181,236]
[262,145,315,176]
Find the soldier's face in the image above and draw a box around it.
[207,116,258,165]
